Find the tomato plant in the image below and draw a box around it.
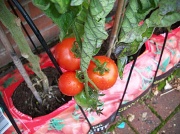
[55,38,80,71]
[74,88,104,114]
[58,71,84,96]
[32,0,180,113]
[74,90,96,108]
[87,56,118,90]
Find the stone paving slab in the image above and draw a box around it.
[158,110,180,134]
[121,102,161,134]
[146,90,180,120]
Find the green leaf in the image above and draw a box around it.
[107,119,125,132]
[159,0,177,15]
[158,80,166,91]
[116,0,157,59]
[57,9,81,40]
[160,12,180,27]
[117,56,128,78]
[120,23,149,43]
[32,0,50,10]
[71,0,85,6]
[136,0,159,20]
[0,91,3,99]
[177,0,180,12]
[50,0,71,14]
[146,9,180,28]
[80,0,116,71]
[33,0,82,41]
[90,0,116,21]
[119,0,158,42]
[107,123,118,132]
[72,3,88,40]
[116,0,180,76]
[145,10,162,27]
[175,68,180,78]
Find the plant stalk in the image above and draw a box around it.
[0,26,42,104]
[83,71,90,97]
[72,23,82,51]
[0,1,49,92]
[106,0,126,57]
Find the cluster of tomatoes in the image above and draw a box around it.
[54,37,118,97]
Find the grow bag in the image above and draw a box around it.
[0,27,180,134]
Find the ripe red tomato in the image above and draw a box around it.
[58,72,84,96]
[87,56,118,90]
[55,38,80,71]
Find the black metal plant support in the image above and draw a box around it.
[7,0,40,54]
[2,1,170,134]
[0,95,21,134]
[10,0,62,75]
[112,46,143,122]
[153,30,169,83]
[112,31,169,123]
[9,0,95,133]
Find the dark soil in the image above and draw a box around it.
[12,67,72,118]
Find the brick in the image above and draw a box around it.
[18,0,31,6]
[34,15,54,32]
[0,51,11,66]
[0,24,59,64]
[121,102,161,134]
[114,123,135,134]
[2,25,37,52]
[22,23,34,37]
[0,2,29,32]
[6,14,56,45]
[10,5,28,23]
[5,33,16,46]
[159,111,180,134]
[106,116,135,134]
[0,22,9,34]
[23,14,54,36]
[28,2,43,18]
[0,1,60,68]
[40,24,60,43]
[146,90,180,120]
[0,45,20,67]
[0,40,5,51]
[26,25,58,52]
[5,1,33,24]
[4,0,31,8]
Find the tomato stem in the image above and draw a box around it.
[88,78,99,91]
[72,23,82,52]
[71,41,81,58]
[83,70,100,95]
[83,71,90,97]
[92,58,110,75]
[75,70,84,82]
